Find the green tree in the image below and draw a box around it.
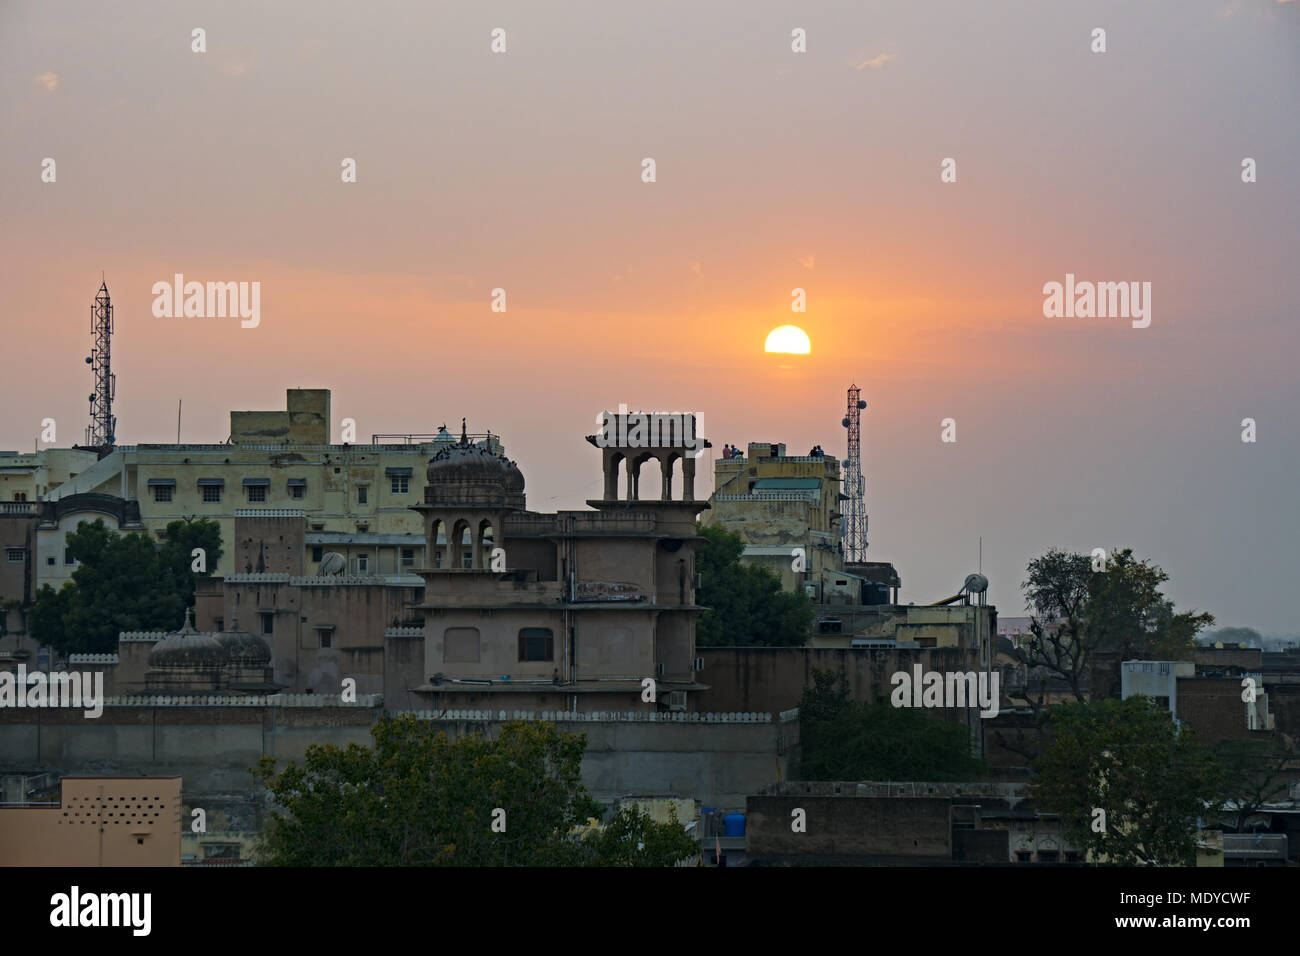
[1208,736,1299,834]
[159,517,223,608]
[29,517,221,654]
[252,715,696,867]
[586,805,699,867]
[695,523,813,646]
[798,670,987,781]
[1019,547,1214,702]
[1032,696,1220,865]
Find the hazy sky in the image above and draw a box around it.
[2,1,1297,631]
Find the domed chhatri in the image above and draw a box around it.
[148,611,225,668]
[145,609,278,694]
[424,419,526,510]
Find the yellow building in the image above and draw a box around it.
[0,448,99,502]
[707,442,843,596]
[36,389,504,584]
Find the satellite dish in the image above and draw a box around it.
[964,573,988,594]
[841,417,849,427]
[858,400,866,409]
[316,552,347,576]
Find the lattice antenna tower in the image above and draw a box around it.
[85,280,116,448]
[840,384,868,562]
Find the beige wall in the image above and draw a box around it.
[0,776,181,866]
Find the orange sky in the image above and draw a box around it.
[2,0,1298,631]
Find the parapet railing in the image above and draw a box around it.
[384,627,425,638]
[68,653,119,664]
[226,573,423,586]
[99,693,384,707]
[712,492,819,501]
[400,709,778,723]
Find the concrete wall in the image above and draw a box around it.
[1177,677,1263,744]
[0,776,182,866]
[0,705,797,856]
[696,645,984,714]
[746,793,953,863]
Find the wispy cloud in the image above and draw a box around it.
[854,52,895,71]
[36,71,58,92]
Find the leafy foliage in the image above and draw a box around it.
[1019,547,1214,701]
[1032,696,1220,865]
[585,805,699,867]
[798,670,987,781]
[252,716,696,867]
[1207,736,1299,833]
[695,523,813,646]
[29,517,222,654]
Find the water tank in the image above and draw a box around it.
[724,813,746,837]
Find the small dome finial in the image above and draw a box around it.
[460,418,468,444]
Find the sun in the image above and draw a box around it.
[764,325,811,354]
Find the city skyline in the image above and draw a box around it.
[3,0,1297,631]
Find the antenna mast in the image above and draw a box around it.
[841,384,869,563]
[85,280,116,449]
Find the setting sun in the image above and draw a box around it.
[764,325,811,354]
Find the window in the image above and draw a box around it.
[289,484,304,499]
[390,475,409,495]
[311,546,323,562]
[64,549,75,565]
[356,555,369,573]
[153,485,173,503]
[316,628,333,649]
[261,612,274,635]
[518,628,554,662]
[13,492,27,502]
[357,486,368,504]
[214,618,223,632]
[401,548,415,569]
[246,485,266,503]
[1015,851,1032,863]
[1038,850,1059,863]
[202,485,222,503]
[46,556,55,566]
[5,549,24,563]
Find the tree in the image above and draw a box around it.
[1018,547,1214,702]
[798,670,987,781]
[1019,549,1092,702]
[1032,696,1220,865]
[1208,736,1300,833]
[252,715,696,867]
[159,517,222,609]
[585,805,699,867]
[29,518,222,654]
[695,523,813,646]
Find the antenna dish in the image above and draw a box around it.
[964,573,988,594]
